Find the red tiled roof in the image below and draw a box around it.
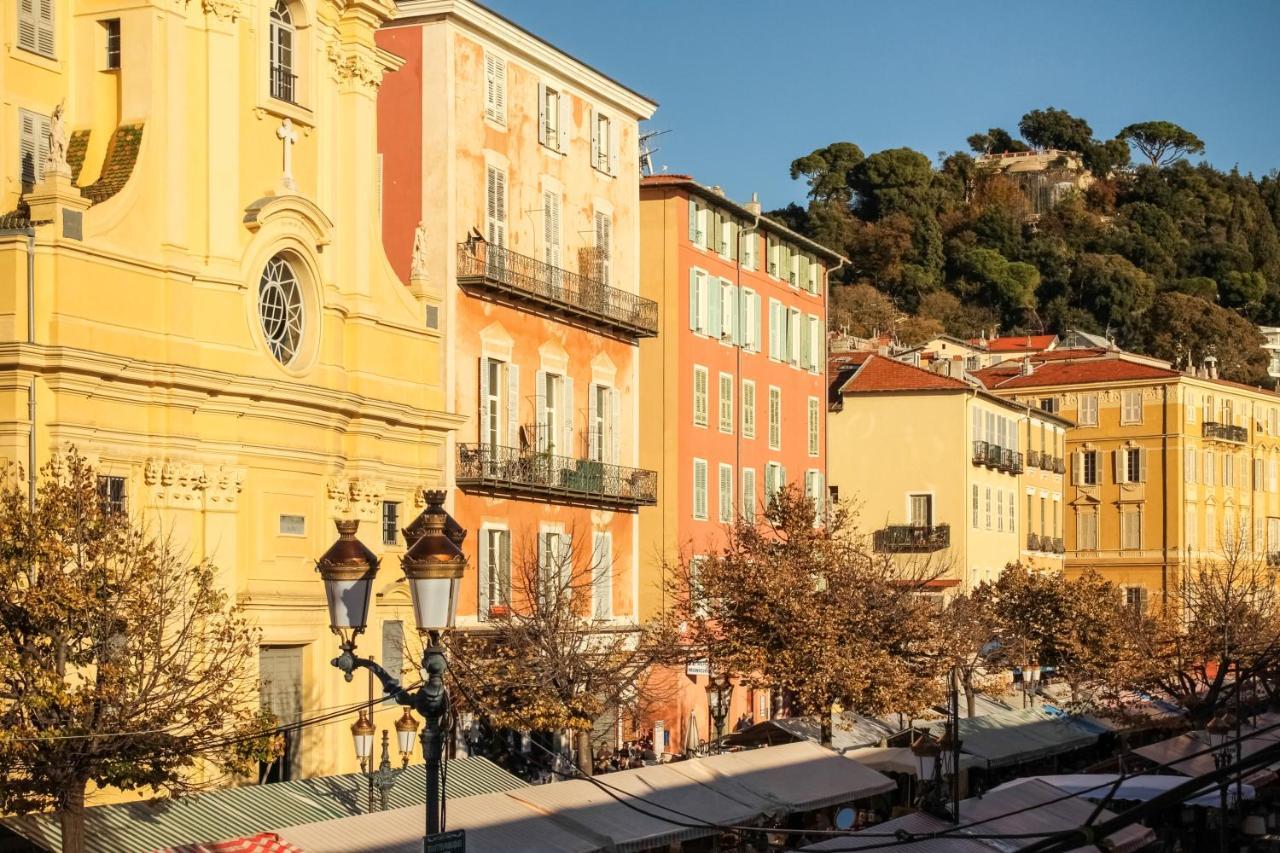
[836,355,970,394]
[640,174,695,185]
[973,359,1180,390]
[1021,347,1108,361]
[1204,376,1280,398]
[971,334,1058,352]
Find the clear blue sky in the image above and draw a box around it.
[483,0,1280,209]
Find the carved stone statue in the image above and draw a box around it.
[44,102,69,176]
[410,221,428,279]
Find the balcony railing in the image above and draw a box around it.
[1052,537,1065,554]
[1027,533,1041,551]
[972,441,1023,475]
[1204,421,1248,444]
[270,64,297,103]
[873,524,951,554]
[1269,552,1280,569]
[456,240,658,339]
[456,443,657,511]
[1027,450,1043,469]
[972,440,988,465]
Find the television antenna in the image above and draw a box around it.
[639,128,671,176]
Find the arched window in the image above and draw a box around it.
[269,0,296,103]
[259,254,304,365]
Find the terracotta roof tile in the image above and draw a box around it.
[640,174,695,185]
[836,355,970,394]
[977,334,1058,352]
[972,359,1180,390]
[81,123,143,204]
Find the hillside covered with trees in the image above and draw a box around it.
[775,107,1280,384]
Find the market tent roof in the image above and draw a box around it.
[1132,729,1279,785]
[724,711,900,752]
[1038,683,1186,730]
[278,788,600,853]
[278,742,894,853]
[927,708,1101,768]
[802,778,1154,852]
[843,746,983,779]
[994,773,1254,809]
[0,757,524,853]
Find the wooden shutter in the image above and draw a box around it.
[534,370,548,450]
[800,314,811,369]
[742,469,755,521]
[486,167,506,247]
[543,190,561,267]
[608,116,618,175]
[1138,448,1148,483]
[506,363,519,448]
[33,0,53,56]
[688,268,699,332]
[537,83,548,146]
[19,110,37,186]
[589,107,599,165]
[707,275,721,339]
[588,385,598,461]
[1071,450,1084,485]
[595,212,610,284]
[562,376,574,459]
[478,358,490,444]
[18,0,37,52]
[609,388,620,464]
[688,198,698,243]
[1113,449,1123,483]
[753,294,762,352]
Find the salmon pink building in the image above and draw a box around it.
[376,0,657,679]
[637,176,844,755]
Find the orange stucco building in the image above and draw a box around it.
[637,175,844,755]
[376,0,657,701]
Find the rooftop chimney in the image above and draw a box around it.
[745,192,762,216]
[1204,355,1219,380]
[1021,357,1035,377]
[710,185,726,196]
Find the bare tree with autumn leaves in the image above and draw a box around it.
[0,451,276,853]
[449,526,679,776]
[666,486,949,745]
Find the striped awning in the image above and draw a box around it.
[0,757,525,853]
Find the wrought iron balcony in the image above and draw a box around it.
[456,443,657,511]
[456,240,658,339]
[972,440,988,465]
[1203,421,1248,444]
[985,443,1003,468]
[1027,532,1041,551]
[1026,450,1043,469]
[873,524,951,554]
[1052,537,1065,553]
[1268,552,1280,569]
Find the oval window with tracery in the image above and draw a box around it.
[259,254,304,365]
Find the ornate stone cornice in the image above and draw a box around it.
[201,0,240,22]
[326,42,386,91]
[143,457,245,510]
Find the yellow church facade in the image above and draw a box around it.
[1,0,459,787]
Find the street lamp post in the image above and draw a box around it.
[316,491,466,847]
[1022,660,1041,709]
[1207,711,1237,853]
[705,673,732,753]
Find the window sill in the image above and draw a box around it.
[592,165,615,178]
[255,99,315,129]
[484,115,507,132]
[9,45,59,71]
[540,142,567,157]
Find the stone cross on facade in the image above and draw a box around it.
[276,118,298,193]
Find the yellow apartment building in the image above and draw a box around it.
[976,350,1280,612]
[827,354,1066,593]
[1,0,458,786]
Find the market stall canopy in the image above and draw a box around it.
[277,742,895,853]
[801,778,1154,852]
[926,708,1101,768]
[724,711,903,752]
[843,746,983,779]
[0,758,524,853]
[1132,727,1280,786]
[993,773,1254,809]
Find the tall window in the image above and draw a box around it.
[693,459,708,520]
[1079,394,1099,426]
[381,501,399,546]
[537,371,562,454]
[97,475,126,515]
[1077,450,1099,486]
[538,529,569,600]
[693,366,709,427]
[742,380,756,439]
[996,490,1004,532]
[592,111,613,173]
[543,190,561,268]
[485,166,507,248]
[972,484,979,528]
[718,464,734,522]
[718,373,734,433]
[1186,505,1198,551]
[484,53,506,124]
[742,468,756,523]
[268,0,296,103]
[1078,509,1098,550]
[768,387,782,450]
[1122,509,1142,550]
[1119,447,1144,484]
[589,383,612,463]
[1185,448,1197,484]
[591,532,612,619]
[538,84,562,151]
[18,109,51,189]
[807,397,820,456]
[479,527,511,615]
[910,494,932,527]
[594,212,611,284]
[1121,390,1143,424]
[1204,449,1215,486]
[102,19,120,69]
[480,358,503,449]
[985,487,992,529]
[17,0,54,57]
[688,268,708,333]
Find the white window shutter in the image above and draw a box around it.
[1072,450,1084,485]
[1138,448,1147,483]
[534,370,548,449]
[478,358,490,443]
[608,117,619,175]
[609,388,620,464]
[800,315,811,369]
[537,83,548,146]
[18,111,37,185]
[707,275,721,339]
[587,385,598,461]
[494,57,506,122]
[688,268,699,332]
[18,0,37,52]
[478,531,490,615]
[35,0,53,56]
[562,376,574,459]
[558,92,570,153]
[688,198,698,243]
[506,363,519,448]
[1113,449,1123,483]
[589,107,598,163]
[753,294,762,351]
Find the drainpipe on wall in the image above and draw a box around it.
[3,226,37,511]
[823,255,846,505]
[1161,383,1169,609]
[734,208,760,482]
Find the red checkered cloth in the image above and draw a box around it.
[153,831,305,853]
